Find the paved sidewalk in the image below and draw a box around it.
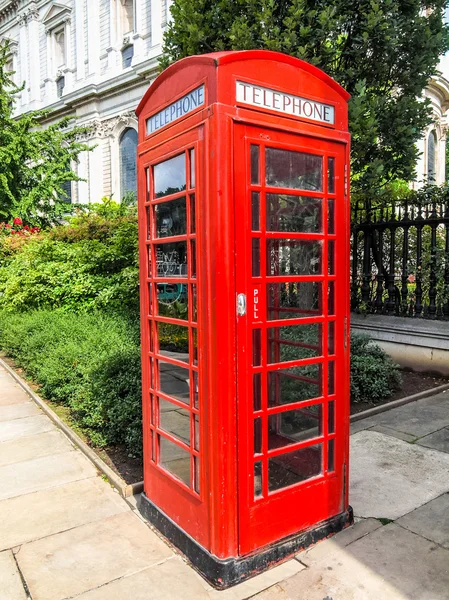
[1,362,449,599]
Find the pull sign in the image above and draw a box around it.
[237,293,247,316]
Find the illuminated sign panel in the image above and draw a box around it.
[236,80,335,125]
[146,85,205,134]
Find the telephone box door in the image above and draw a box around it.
[235,124,349,554]
[139,125,209,547]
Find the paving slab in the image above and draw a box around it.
[0,414,55,442]
[0,429,73,468]
[296,518,382,567]
[0,385,29,406]
[16,511,174,600]
[0,477,129,551]
[350,430,449,519]
[0,401,41,422]
[0,550,27,600]
[416,427,449,453]
[351,393,449,438]
[71,557,210,600]
[369,424,417,443]
[397,493,449,549]
[277,523,449,600]
[0,450,97,501]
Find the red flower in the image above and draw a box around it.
[23,225,30,231]
[13,217,23,225]
[5,223,12,229]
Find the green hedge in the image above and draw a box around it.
[0,310,143,456]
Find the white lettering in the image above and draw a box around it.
[235,80,335,125]
[146,84,206,135]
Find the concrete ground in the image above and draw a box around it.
[1,363,449,599]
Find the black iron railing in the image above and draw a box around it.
[351,194,449,320]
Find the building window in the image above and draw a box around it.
[120,0,135,35]
[122,45,134,68]
[61,179,72,203]
[56,76,65,98]
[427,130,437,182]
[119,128,138,199]
[54,28,66,69]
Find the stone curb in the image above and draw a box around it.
[0,357,144,499]
[350,382,449,423]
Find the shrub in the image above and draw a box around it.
[0,310,142,456]
[350,333,401,403]
[0,213,139,315]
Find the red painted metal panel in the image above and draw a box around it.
[137,50,350,561]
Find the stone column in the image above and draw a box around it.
[151,0,162,48]
[438,125,448,185]
[27,4,40,107]
[75,0,85,80]
[87,0,100,77]
[18,13,29,106]
[44,28,54,102]
[64,17,74,91]
[132,0,145,61]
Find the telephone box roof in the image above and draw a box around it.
[136,50,350,117]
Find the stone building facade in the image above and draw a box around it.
[0,0,170,204]
[0,0,448,202]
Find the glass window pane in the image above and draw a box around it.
[253,329,261,366]
[252,192,260,231]
[190,149,195,188]
[159,436,191,486]
[328,439,335,472]
[156,242,187,277]
[154,197,186,238]
[328,322,335,355]
[251,145,260,185]
[328,199,335,234]
[327,157,335,194]
[267,282,321,320]
[268,404,322,449]
[328,400,335,434]
[158,360,190,404]
[252,238,261,276]
[254,461,262,498]
[190,240,197,278]
[157,323,189,363]
[253,373,262,411]
[328,361,335,395]
[194,455,200,494]
[328,240,335,275]
[254,418,262,454]
[191,284,197,322]
[328,282,335,315]
[268,364,322,407]
[193,370,199,409]
[157,284,188,318]
[267,194,322,233]
[194,414,200,451]
[267,324,322,364]
[154,154,186,198]
[268,444,322,491]
[146,206,151,240]
[159,398,190,445]
[190,194,196,233]
[267,239,322,276]
[266,148,323,191]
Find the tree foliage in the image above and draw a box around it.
[0,42,92,225]
[161,0,449,197]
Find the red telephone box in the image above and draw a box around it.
[136,50,352,588]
